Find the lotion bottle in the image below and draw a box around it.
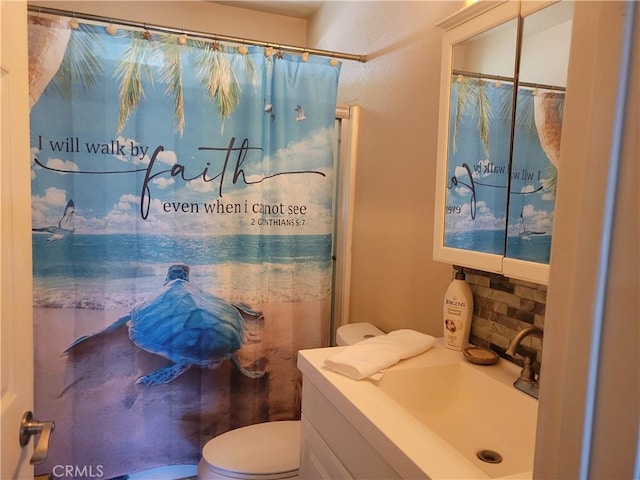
[443,267,473,351]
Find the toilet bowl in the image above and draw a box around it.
[198,323,384,479]
[198,421,300,480]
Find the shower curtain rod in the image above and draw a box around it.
[27,4,367,63]
[453,69,566,92]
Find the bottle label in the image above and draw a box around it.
[444,318,464,348]
[445,298,467,308]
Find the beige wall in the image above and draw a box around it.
[308,1,458,335]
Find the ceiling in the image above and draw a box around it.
[213,1,325,19]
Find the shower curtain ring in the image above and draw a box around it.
[106,20,117,36]
[142,24,152,41]
[70,12,80,30]
[238,39,248,55]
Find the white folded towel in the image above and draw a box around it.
[324,329,437,380]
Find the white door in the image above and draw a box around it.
[1,1,36,479]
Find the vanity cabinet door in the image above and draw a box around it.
[299,415,353,480]
[299,380,402,479]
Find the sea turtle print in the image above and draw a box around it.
[65,264,265,385]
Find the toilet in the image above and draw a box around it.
[197,322,384,480]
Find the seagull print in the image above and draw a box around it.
[33,199,76,241]
[264,100,275,122]
[295,105,307,122]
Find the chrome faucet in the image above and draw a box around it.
[506,326,543,399]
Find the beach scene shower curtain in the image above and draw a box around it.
[28,14,340,478]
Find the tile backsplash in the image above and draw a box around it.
[462,268,546,363]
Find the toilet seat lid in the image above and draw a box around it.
[202,421,300,479]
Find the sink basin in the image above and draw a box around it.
[375,361,537,478]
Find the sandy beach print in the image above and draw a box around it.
[34,299,328,478]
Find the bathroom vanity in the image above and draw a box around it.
[297,342,538,479]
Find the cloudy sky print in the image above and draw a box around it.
[29,21,341,308]
[30,25,340,238]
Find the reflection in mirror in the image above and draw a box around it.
[444,18,518,255]
[506,2,573,263]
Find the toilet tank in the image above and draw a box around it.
[335,322,384,346]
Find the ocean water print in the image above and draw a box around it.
[32,233,333,308]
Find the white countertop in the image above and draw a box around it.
[297,341,537,479]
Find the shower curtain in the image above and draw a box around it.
[28,14,340,478]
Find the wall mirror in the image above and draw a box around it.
[434,1,574,284]
[505,1,573,266]
[446,17,518,256]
